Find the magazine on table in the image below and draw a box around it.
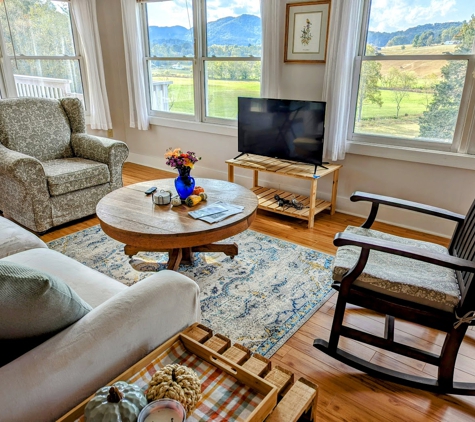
[188,201,244,223]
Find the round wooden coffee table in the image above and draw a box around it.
[96,178,258,270]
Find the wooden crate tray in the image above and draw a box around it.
[58,323,318,422]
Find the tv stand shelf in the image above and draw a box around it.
[226,154,341,228]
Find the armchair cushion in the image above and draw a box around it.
[0,98,74,161]
[332,226,460,312]
[43,158,110,196]
[0,261,92,339]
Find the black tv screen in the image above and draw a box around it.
[238,97,326,167]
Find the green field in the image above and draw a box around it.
[355,90,433,138]
[154,77,260,118]
[357,90,430,119]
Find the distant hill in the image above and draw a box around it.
[368,22,462,47]
[148,14,261,46]
[149,25,191,42]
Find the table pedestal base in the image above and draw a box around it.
[124,243,238,271]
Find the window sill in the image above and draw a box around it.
[347,141,475,171]
[149,116,237,137]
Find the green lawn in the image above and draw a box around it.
[355,90,432,138]
[358,90,430,119]
[154,77,260,118]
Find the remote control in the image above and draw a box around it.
[144,186,157,195]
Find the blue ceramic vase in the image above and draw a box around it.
[174,167,195,200]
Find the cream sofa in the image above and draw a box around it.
[0,217,201,422]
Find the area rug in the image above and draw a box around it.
[48,226,334,357]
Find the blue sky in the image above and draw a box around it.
[369,0,473,32]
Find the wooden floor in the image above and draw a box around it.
[40,163,475,421]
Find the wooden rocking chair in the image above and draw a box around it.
[314,191,475,394]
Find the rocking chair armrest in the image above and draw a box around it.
[350,191,465,223]
[334,231,475,273]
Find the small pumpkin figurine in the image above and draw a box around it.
[192,186,205,195]
[147,364,202,417]
[84,381,147,422]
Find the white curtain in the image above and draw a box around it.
[322,0,363,162]
[120,0,149,130]
[70,0,112,130]
[260,0,282,99]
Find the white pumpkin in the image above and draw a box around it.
[84,381,147,422]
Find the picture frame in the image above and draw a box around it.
[284,1,331,63]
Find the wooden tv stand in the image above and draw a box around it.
[226,154,341,228]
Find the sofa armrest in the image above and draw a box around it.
[71,134,129,190]
[0,270,201,422]
[0,216,47,259]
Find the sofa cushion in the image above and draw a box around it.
[0,97,73,161]
[0,261,92,339]
[0,216,47,259]
[43,157,110,196]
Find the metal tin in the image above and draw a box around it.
[152,190,172,205]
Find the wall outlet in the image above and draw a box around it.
[107,129,113,138]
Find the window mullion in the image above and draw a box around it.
[459,56,475,154]
[196,0,206,123]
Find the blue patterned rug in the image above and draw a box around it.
[48,226,334,357]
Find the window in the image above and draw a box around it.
[141,0,261,124]
[350,0,475,153]
[0,0,84,104]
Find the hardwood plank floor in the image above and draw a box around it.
[40,163,475,421]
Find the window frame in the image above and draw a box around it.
[140,0,261,126]
[348,0,475,155]
[0,0,88,108]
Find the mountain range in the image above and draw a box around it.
[149,14,261,46]
[368,22,462,47]
[149,14,462,49]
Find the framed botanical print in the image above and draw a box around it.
[284,1,331,63]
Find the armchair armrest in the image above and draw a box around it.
[351,191,465,229]
[0,144,51,231]
[334,231,475,273]
[71,134,129,190]
[0,270,200,422]
[0,143,46,185]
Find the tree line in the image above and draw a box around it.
[0,0,83,94]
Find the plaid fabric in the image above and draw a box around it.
[75,340,263,422]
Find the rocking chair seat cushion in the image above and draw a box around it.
[332,226,460,312]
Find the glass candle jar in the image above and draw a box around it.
[138,399,187,422]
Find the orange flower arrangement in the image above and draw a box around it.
[164,148,200,170]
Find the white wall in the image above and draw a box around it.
[94,0,475,238]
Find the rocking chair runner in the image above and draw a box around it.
[314,191,475,395]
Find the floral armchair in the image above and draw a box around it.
[0,97,129,232]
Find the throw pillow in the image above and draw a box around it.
[0,261,92,339]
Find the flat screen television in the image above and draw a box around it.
[237,97,326,171]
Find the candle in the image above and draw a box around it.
[138,399,186,422]
[143,408,183,422]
